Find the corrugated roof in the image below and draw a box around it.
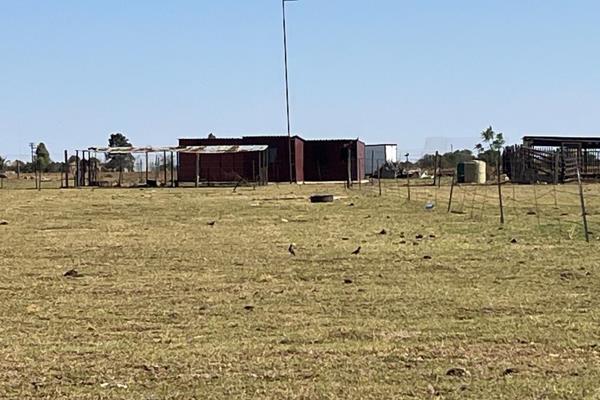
[523,136,600,148]
[305,138,360,142]
[178,134,303,140]
[87,145,268,154]
[179,145,268,153]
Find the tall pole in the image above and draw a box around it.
[282,0,295,183]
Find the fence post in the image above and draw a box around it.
[577,167,590,243]
[371,151,374,178]
[163,150,167,186]
[470,185,477,219]
[447,171,455,212]
[497,156,504,224]
[533,182,541,228]
[64,150,69,189]
[145,152,149,183]
[377,160,382,196]
[406,171,411,201]
[195,153,200,188]
[75,151,80,187]
[433,151,439,187]
[437,153,442,188]
[346,147,352,189]
[170,151,175,187]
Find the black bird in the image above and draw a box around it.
[63,269,82,278]
[351,246,361,255]
[288,244,296,256]
[207,221,216,227]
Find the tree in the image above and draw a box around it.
[105,133,135,171]
[475,126,505,175]
[0,155,6,171]
[417,149,475,170]
[35,143,52,171]
[441,149,475,168]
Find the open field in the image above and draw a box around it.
[1,182,600,399]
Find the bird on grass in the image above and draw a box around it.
[288,244,296,256]
[351,246,361,255]
[207,221,216,227]
[63,269,82,278]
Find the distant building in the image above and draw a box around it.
[303,139,365,182]
[504,135,600,183]
[177,135,365,183]
[178,136,304,183]
[365,144,397,176]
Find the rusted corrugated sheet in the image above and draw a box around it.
[178,136,303,183]
[87,145,267,154]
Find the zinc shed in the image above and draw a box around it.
[303,139,366,182]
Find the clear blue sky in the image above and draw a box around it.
[1,0,600,160]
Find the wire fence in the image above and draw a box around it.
[359,174,599,242]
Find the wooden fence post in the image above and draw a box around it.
[433,151,439,187]
[448,172,455,213]
[377,160,382,196]
[145,152,149,183]
[497,156,504,224]
[577,167,590,243]
[533,182,541,228]
[170,152,175,187]
[64,150,69,188]
[163,151,167,186]
[347,147,352,189]
[195,153,200,188]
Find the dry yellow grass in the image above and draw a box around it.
[1,182,599,399]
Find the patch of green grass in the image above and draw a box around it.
[0,182,599,399]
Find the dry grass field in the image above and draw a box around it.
[1,181,600,399]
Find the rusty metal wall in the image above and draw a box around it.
[303,140,366,181]
[177,136,304,183]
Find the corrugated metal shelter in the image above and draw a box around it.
[179,136,304,183]
[83,145,269,187]
[303,139,366,182]
[365,144,398,175]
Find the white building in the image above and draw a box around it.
[365,144,397,175]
